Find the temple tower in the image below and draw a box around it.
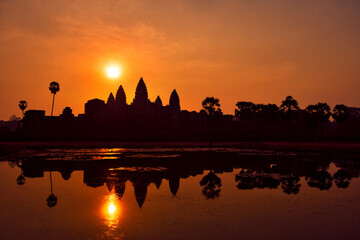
[133,181,148,208]
[155,96,163,107]
[169,89,180,112]
[106,92,116,113]
[132,77,149,107]
[115,85,127,111]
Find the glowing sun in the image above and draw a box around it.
[105,65,122,79]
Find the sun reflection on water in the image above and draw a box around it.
[100,193,124,240]
[108,202,116,215]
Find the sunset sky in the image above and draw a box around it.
[0,0,359,120]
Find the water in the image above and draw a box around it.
[0,148,359,240]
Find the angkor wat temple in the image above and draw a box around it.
[22,77,221,140]
[85,77,180,119]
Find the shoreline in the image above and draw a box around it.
[1,140,360,150]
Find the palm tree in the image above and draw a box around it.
[16,174,25,185]
[202,97,222,117]
[49,81,60,116]
[46,171,57,207]
[16,159,25,186]
[280,96,300,137]
[18,100,27,119]
[333,104,349,137]
[202,97,222,147]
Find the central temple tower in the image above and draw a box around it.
[132,77,149,107]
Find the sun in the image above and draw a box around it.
[105,65,122,79]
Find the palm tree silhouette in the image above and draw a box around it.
[15,159,25,185]
[202,97,222,117]
[18,100,27,119]
[201,97,222,147]
[280,96,300,137]
[16,173,25,185]
[46,171,57,207]
[49,81,60,116]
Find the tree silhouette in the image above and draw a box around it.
[49,81,60,116]
[199,170,222,199]
[333,104,349,123]
[16,174,25,185]
[305,104,319,136]
[202,97,222,117]
[280,176,301,194]
[254,103,279,121]
[47,194,57,208]
[202,97,222,147]
[280,96,300,137]
[333,104,349,137]
[333,169,351,188]
[280,96,300,113]
[306,170,333,190]
[235,101,255,120]
[9,115,21,121]
[235,169,280,190]
[18,100,27,119]
[235,169,257,190]
[306,103,331,136]
[46,171,57,207]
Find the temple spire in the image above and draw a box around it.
[169,177,180,196]
[169,89,180,112]
[133,181,148,208]
[107,92,116,114]
[133,77,148,106]
[155,96,163,107]
[115,85,126,110]
[115,181,126,200]
[107,92,115,105]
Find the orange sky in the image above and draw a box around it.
[0,0,359,120]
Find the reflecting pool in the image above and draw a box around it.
[0,148,359,240]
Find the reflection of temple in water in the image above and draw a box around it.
[14,150,360,207]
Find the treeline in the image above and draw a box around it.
[200,96,359,141]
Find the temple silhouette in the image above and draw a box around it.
[21,77,203,140]
[85,77,180,120]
